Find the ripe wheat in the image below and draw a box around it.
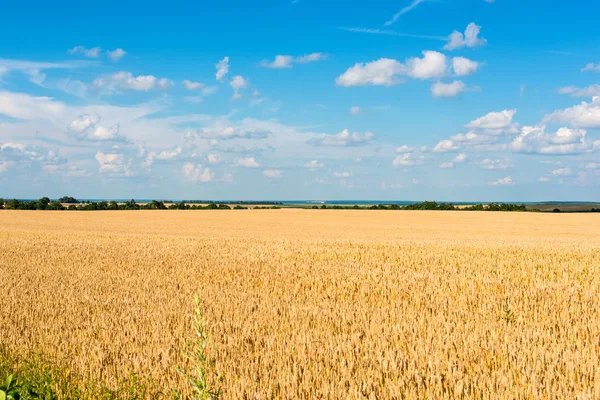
[1,210,599,398]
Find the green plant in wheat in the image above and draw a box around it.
[501,298,516,323]
[176,294,222,400]
[0,374,18,400]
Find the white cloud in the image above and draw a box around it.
[396,145,415,153]
[207,154,222,164]
[182,163,213,183]
[552,167,572,176]
[384,0,428,26]
[308,129,374,146]
[538,177,549,182]
[406,51,448,80]
[260,53,327,68]
[216,57,229,82]
[197,126,270,140]
[182,80,205,90]
[558,85,600,98]
[544,97,600,128]
[67,114,123,142]
[261,55,294,68]
[144,146,182,167]
[234,157,260,168]
[263,169,283,178]
[586,163,599,170]
[333,171,352,178]
[466,109,518,133]
[490,176,512,186]
[69,114,100,133]
[230,75,248,100]
[350,106,361,115]
[296,53,328,63]
[450,132,495,144]
[0,91,66,120]
[440,153,467,169]
[511,125,596,155]
[479,158,512,170]
[452,57,480,76]
[520,84,526,96]
[0,59,75,85]
[444,23,487,51]
[392,153,425,167]
[0,160,14,174]
[582,63,600,72]
[453,153,467,163]
[431,80,466,98]
[336,58,405,87]
[95,151,127,174]
[107,48,126,62]
[316,177,329,184]
[335,51,448,87]
[67,46,101,58]
[91,72,173,92]
[305,160,324,169]
[433,139,459,152]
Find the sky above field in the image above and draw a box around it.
[1,0,599,201]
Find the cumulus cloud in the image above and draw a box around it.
[260,53,327,68]
[67,46,101,58]
[392,153,425,167]
[333,171,352,178]
[0,160,14,174]
[396,145,415,153]
[552,167,572,176]
[350,106,361,115]
[143,146,182,167]
[431,81,466,98]
[558,85,600,98]
[452,57,480,76]
[197,126,270,140]
[538,177,550,182]
[182,80,205,90]
[107,48,126,62]
[335,51,450,87]
[234,157,260,168]
[453,153,467,163]
[305,160,324,169]
[95,151,130,174]
[544,97,600,128]
[466,109,518,134]
[182,163,213,183]
[479,158,512,170]
[586,163,599,170]
[216,57,229,82]
[308,129,374,147]
[91,72,174,92]
[263,169,283,178]
[207,154,222,164]
[510,125,597,155]
[444,23,487,51]
[582,63,600,72]
[67,114,124,142]
[433,139,459,152]
[229,75,248,100]
[490,176,512,186]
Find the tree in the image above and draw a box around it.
[37,197,50,210]
[0,198,4,209]
[59,196,79,204]
[108,201,119,210]
[46,200,65,210]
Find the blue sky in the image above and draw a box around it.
[1,0,599,201]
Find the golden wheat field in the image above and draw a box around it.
[1,210,599,399]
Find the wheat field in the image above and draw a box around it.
[1,210,599,399]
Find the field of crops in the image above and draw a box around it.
[1,210,599,399]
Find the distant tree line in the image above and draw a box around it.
[0,197,282,211]
[1,197,598,212]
